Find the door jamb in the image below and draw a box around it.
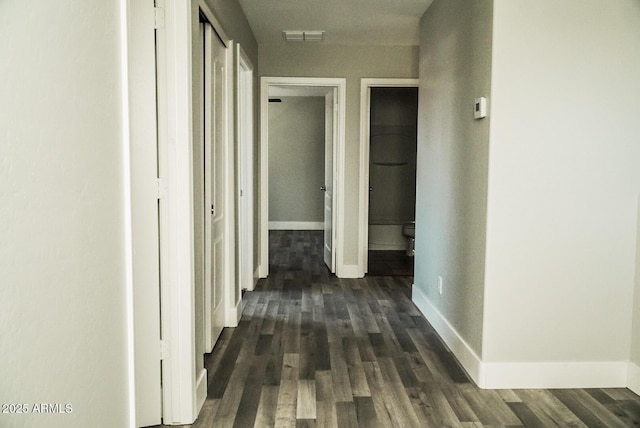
[155,0,234,423]
[127,0,162,425]
[259,77,346,278]
[358,78,419,275]
[236,44,256,292]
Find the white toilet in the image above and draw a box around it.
[402,222,415,256]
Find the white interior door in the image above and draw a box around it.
[323,90,335,272]
[237,51,254,291]
[203,22,226,351]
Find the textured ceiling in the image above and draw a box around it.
[237,0,434,46]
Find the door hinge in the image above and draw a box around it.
[157,178,167,200]
[160,340,169,360]
[154,7,165,29]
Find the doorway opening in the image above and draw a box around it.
[259,77,346,278]
[359,79,419,276]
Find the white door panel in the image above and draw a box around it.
[203,23,226,352]
[323,90,336,272]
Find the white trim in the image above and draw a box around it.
[358,78,419,276]
[228,298,243,327]
[413,285,631,390]
[338,264,362,279]
[368,243,405,251]
[127,0,163,425]
[258,77,269,279]
[223,41,238,328]
[260,77,347,278]
[412,285,483,385]
[628,361,640,396]
[157,1,235,423]
[119,1,136,426]
[269,221,324,230]
[157,0,198,423]
[197,0,229,45]
[236,43,255,292]
[195,368,207,417]
[481,361,628,390]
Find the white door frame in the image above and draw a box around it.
[155,0,235,423]
[236,44,256,292]
[127,0,162,425]
[259,77,346,278]
[358,78,419,274]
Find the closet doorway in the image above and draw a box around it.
[359,79,419,276]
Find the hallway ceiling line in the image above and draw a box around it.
[237,0,435,46]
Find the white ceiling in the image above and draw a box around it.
[237,0,435,46]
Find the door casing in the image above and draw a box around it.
[358,78,419,275]
[155,0,237,424]
[259,77,346,278]
[236,44,255,292]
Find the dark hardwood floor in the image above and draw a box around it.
[161,230,640,427]
[367,250,414,277]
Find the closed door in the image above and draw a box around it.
[203,22,226,351]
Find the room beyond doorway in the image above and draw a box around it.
[359,79,420,275]
[259,77,347,279]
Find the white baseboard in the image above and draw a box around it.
[252,267,260,290]
[195,368,207,421]
[369,243,406,251]
[269,221,323,230]
[412,285,483,386]
[412,285,629,390]
[225,299,242,327]
[337,264,363,278]
[481,361,628,389]
[629,361,640,396]
[258,263,267,279]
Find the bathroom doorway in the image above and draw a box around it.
[359,79,419,276]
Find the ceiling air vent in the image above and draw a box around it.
[282,30,325,43]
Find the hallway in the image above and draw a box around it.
[169,231,640,427]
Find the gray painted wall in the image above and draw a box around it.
[414,0,493,355]
[204,0,258,63]
[259,44,419,265]
[417,0,640,380]
[269,97,325,223]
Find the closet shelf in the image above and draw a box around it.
[370,133,414,138]
[372,162,409,167]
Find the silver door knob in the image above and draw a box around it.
[320,186,327,192]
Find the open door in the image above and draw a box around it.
[323,89,336,272]
[236,46,254,292]
[203,22,226,351]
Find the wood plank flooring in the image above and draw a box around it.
[159,230,640,427]
[367,250,414,277]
